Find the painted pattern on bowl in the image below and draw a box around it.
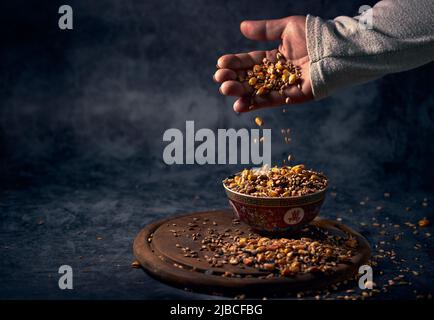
[224,183,326,233]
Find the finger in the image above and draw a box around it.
[240,18,289,41]
[233,86,306,112]
[214,69,237,83]
[217,51,266,69]
[233,96,254,113]
[233,92,285,113]
[220,80,252,97]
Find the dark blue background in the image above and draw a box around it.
[0,0,433,299]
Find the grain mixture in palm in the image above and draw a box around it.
[239,52,302,103]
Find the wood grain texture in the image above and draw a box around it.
[133,209,371,297]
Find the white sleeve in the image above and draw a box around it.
[306,0,434,99]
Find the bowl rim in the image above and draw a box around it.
[222,170,328,202]
[222,181,328,201]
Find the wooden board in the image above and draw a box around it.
[133,209,371,297]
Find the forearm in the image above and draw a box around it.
[306,0,434,99]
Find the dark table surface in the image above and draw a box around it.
[1,161,433,299]
[0,0,433,299]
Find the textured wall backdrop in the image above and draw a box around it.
[0,0,433,299]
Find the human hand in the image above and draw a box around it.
[214,16,313,113]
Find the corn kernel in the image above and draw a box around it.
[248,77,257,86]
[268,190,278,197]
[255,117,264,126]
[256,86,267,96]
[253,65,261,73]
[288,73,297,84]
[291,164,305,173]
[241,169,250,178]
[419,218,430,227]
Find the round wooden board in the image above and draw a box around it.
[133,209,371,297]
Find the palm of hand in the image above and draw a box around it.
[278,16,312,102]
[215,16,313,112]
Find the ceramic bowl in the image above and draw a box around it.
[223,179,327,234]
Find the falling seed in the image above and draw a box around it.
[285,97,291,104]
[131,260,141,268]
[255,117,264,127]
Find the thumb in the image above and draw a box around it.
[240,17,289,41]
